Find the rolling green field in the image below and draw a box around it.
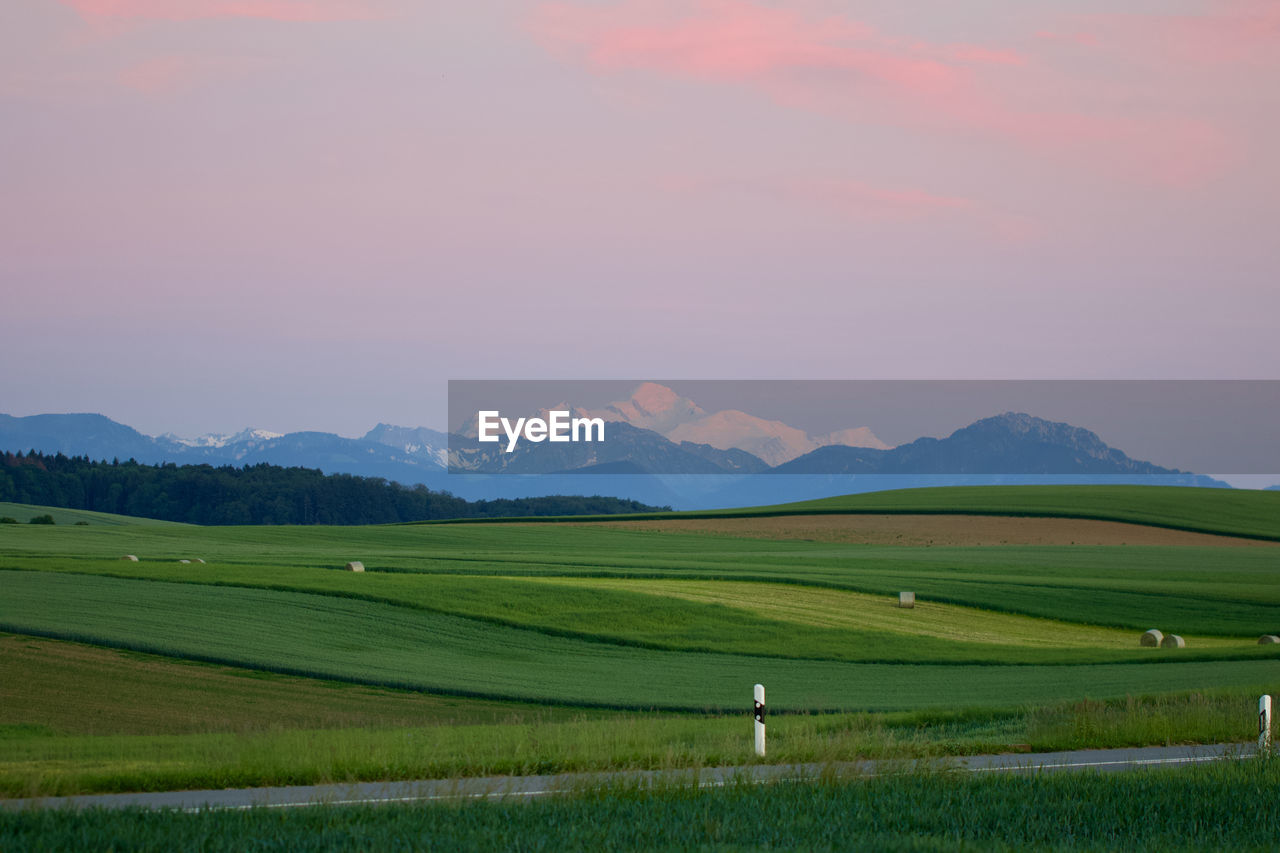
[431,484,1280,541]
[754,485,1280,540]
[5,570,1277,711]
[2,632,1270,798]
[0,502,188,528]
[2,485,1278,798]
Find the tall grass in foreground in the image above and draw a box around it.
[3,688,1272,798]
[4,759,1279,852]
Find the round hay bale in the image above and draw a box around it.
[178,559,191,564]
[1140,629,1163,647]
[1160,634,1185,648]
[121,555,138,562]
[898,591,915,609]
[1259,635,1280,645]
[345,561,365,572]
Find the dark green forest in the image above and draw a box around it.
[0,451,665,525]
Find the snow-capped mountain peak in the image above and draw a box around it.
[579,384,890,466]
[815,427,891,452]
[667,409,814,467]
[361,423,450,467]
[451,382,890,467]
[578,383,706,434]
[630,382,684,415]
[161,428,283,449]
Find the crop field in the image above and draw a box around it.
[0,502,187,528]
[0,634,599,736]
[2,630,1271,798]
[605,485,1280,541]
[6,759,1280,852]
[1,485,1278,799]
[591,513,1280,547]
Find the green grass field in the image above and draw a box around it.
[757,485,1280,540]
[2,632,1270,798]
[0,502,188,528]
[2,485,1278,799]
[0,633,606,737]
[5,570,1277,712]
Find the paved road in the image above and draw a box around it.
[2,743,1257,813]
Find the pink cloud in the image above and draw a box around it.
[1033,30,1100,48]
[534,0,1020,101]
[531,1,1242,188]
[528,2,1050,141]
[59,0,382,22]
[1077,1,1280,66]
[938,45,1025,67]
[531,1,1240,187]
[786,179,974,220]
[788,178,1043,244]
[665,174,1040,243]
[117,54,266,94]
[118,55,198,93]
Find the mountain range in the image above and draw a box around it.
[0,383,1229,510]
[0,412,450,484]
[574,382,890,466]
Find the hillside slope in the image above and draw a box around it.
[435,485,1280,541]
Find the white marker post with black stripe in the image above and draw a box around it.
[754,683,766,757]
[1261,695,1272,752]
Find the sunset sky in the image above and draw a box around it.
[3,0,1277,438]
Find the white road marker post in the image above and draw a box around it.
[753,683,766,758]
[1261,695,1272,752]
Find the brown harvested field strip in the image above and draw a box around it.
[583,514,1280,547]
[0,634,610,737]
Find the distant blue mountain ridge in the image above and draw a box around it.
[0,411,1230,511]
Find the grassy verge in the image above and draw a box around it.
[2,686,1271,798]
[5,759,1279,852]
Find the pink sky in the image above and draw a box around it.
[1,0,1277,437]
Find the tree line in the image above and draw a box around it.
[0,451,667,525]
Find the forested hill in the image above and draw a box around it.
[0,452,667,525]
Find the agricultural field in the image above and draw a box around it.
[0,502,186,528]
[600,485,1280,540]
[1,485,1278,799]
[6,759,1280,852]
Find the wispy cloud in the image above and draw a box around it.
[59,0,384,22]
[1059,0,1280,66]
[30,1,382,97]
[767,178,976,221]
[533,0,1021,94]
[116,54,266,94]
[531,0,1236,187]
[664,174,1040,244]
